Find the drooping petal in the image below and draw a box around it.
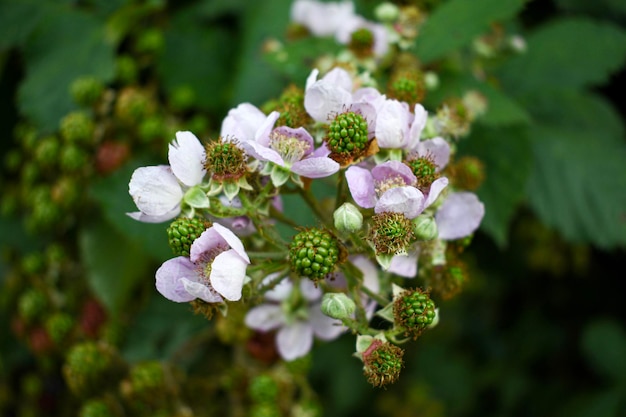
[407,104,428,151]
[244,304,286,331]
[254,111,280,146]
[181,278,223,303]
[436,192,485,240]
[212,223,250,263]
[220,103,267,142]
[423,177,449,209]
[291,157,340,178]
[168,131,206,187]
[276,321,313,361]
[240,139,285,166]
[310,305,345,340]
[126,206,180,223]
[345,166,377,208]
[351,255,380,293]
[375,99,410,149]
[129,166,183,217]
[417,137,450,171]
[388,251,419,278]
[300,279,322,302]
[263,273,293,302]
[155,257,198,302]
[210,249,248,301]
[371,160,416,185]
[375,186,425,219]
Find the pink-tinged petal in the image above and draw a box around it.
[291,157,340,178]
[305,80,352,122]
[423,177,449,209]
[212,223,250,263]
[245,304,285,331]
[350,102,377,136]
[300,279,322,302]
[351,255,379,293]
[305,68,319,90]
[168,131,206,186]
[155,257,198,302]
[322,67,354,92]
[126,206,180,223]
[273,126,314,155]
[310,305,345,340]
[407,104,428,151]
[346,166,377,208]
[352,87,384,110]
[311,142,331,158]
[220,103,267,141]
[210,249,248,301]
[181,278,223,303]
[388,251,419,278]
[129,166,183,217]
[375,99,410,149]
[240,139,284,166]
[189,227,224,263]
[292,0,355,37]
[370,22,390,58]
[277,321,313,361]
[417,137,450,171]
[436,192,485,240]
[372,160,416,185]
[263,273,293,302]
[375,186,425,219]
[254,111,280,146]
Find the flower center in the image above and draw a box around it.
[269,131,311,165]
[369,212,414,255]
[194,243,229,285]
[404,155,439,193]
[204,137,247,182]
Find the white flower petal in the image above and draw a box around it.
[277,321,313,361]
[220,103,267,141]
[126,206,180,223]
[210,249,248,301]
[376,99,410,149]
[436,192,485,240]
[181,278,223,303]
[129,166,183,217]
[423,176,449,209]
[304,79,352,122]
[408,104,428,151]
[417,137,450,171]
[263,273,293,302]
[375,186,425,219]
[291,157,340,178]
[168,131,206,186]
[155,257,198,302]
[212,223,250,263]
[310,305,345,340]
[245,304,285,331]
[388,251,419,278]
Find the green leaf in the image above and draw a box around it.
[0,0,49,50]
[413,0,526,64]
[498,18,626,93]
[526,126,626,248]
[458,125,532,247]
[79,216,152,315]
[156,4,238,112]
[581,319,626,382]
[89,158,172,262]
[555,0,626,18]
[17,5,115,132]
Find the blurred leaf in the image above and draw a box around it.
[121,292,207,363]
[156,4,238,113]
[459,125,532,247]
[498,18,626,93]
[89,158,172,262]
[555,0,626,18]
[18,4,115,132]
[230,0,294,106]
[559,389,624,417]
[0,0,49,50]
[79,216,151,315]
[581,319,626,382]
[414,0,526,64]
[522,91,626,248]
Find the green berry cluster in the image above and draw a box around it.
[130,361,166,397]
[79,399,116,417]
[204,138,247,181]
[387,71,425,106]
[167,217,211,256]
[405,156,439,193]
[393,288,436,339]
[369,212,414,255]
[70,76,104,108]
[349,27,375,58]
[363,340,404,388]
[289,228,340,281]
[63,341,122,398]
[326,111,369,157]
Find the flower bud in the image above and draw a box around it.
[412,214,438,241]
[321,293,356,320]
[375,2,400,22]
[333,203,363,233]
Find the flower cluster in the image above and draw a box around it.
[128,57,484,386]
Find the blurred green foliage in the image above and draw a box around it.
[1,0,625,416]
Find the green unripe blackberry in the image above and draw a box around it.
[130,361,165,397]
[387,70,426,106]
[63,341,123,398]
[204,138,248,182]
[70,76,104,107]
[405,155,439,194]
[362,339,404,388]
[167,217,211,256]
[250,403,281,417]
[34,135,60,167]
[369,212,414,255]
[349,27,375,58]
[60,111,94,145]
[326,111,369,157]
[18,289,47,323]
[79,398,116,417]
[169,85,196,112]
[115,87,154,123]
[289,228,341,281]
[45,312,74,344]
[135,28,164,54]
[248,374,279,404]
[60,144,88,173]
[393,288,436,339]
[115,55,138,84]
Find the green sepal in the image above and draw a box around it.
[376,302,395,323]
[223,181,240,201]
[270,165,290,187]
[375,253,394,270]
[183,186,210,209]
